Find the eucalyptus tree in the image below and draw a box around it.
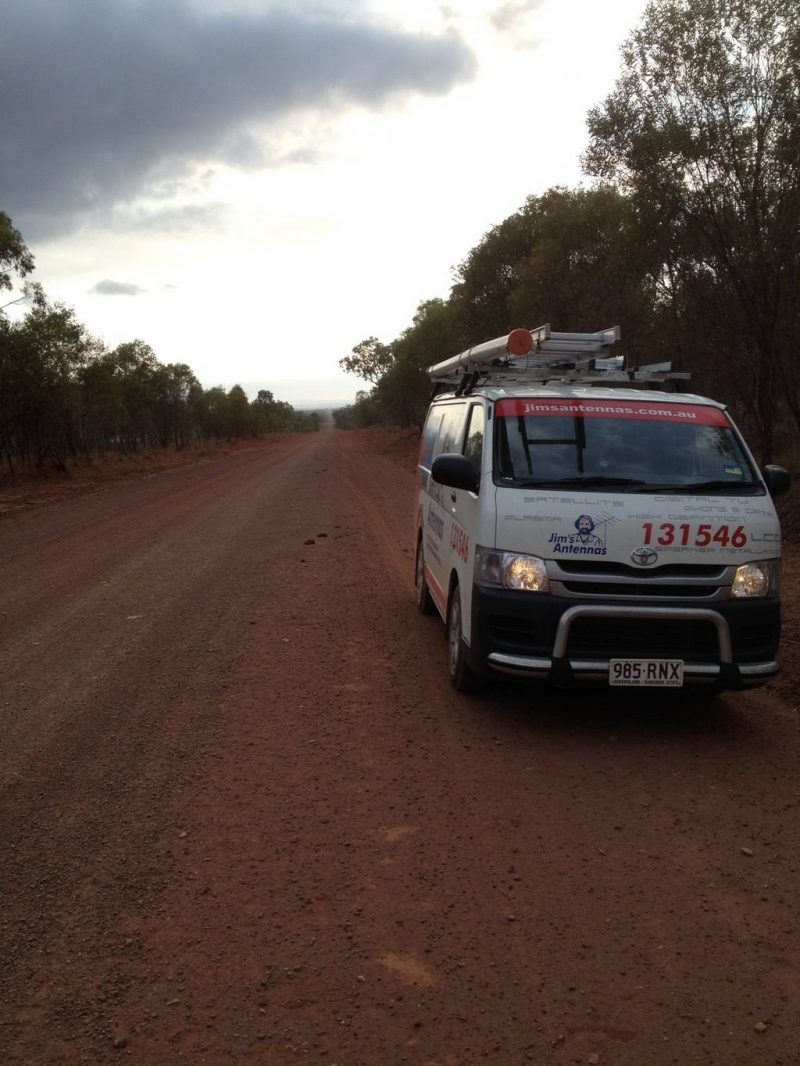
[110,340,160,450]
[3,285,96,467]
[1,216,35,468]
[78,353,126,457]
[452,186,665,361]
[584,0,800,459]
[0,212,34,292]
[382,298,467,424]
[339,336,394,386]
[150,363,201,449]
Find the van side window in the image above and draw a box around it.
[434,403,467,458]
[419,410,443,470]
[463,404,485,487]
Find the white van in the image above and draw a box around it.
[414,325,791,692]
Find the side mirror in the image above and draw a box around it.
[761,464,791,498]
[431,453,479,494]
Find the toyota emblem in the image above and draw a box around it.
[631,546,658,566]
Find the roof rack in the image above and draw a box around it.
[427,324,690,393]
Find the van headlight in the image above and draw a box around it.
[731,560,779,598]
[475,547,549,592]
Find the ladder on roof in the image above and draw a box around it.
[427,324,690,390]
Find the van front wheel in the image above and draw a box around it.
[447,583,481,692]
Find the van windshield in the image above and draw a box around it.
[494,398,761,494]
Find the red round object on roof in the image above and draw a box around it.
[506,328,534,357]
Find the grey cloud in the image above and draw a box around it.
[277,146,323,166]
[90,280,147,296]
[1,0,477,241]
[489,0,546,35]
[120,201,231,234]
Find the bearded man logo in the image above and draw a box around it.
[568,514,605,549]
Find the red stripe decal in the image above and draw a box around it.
[495,398,728,426]
[425,564,447,613]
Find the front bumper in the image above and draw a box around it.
[469,588,781,689]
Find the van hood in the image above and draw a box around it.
[494,487,781,565]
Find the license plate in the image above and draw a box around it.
[609,659,684,687]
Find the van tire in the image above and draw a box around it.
[415,539,435,615]
[447,583,481,692]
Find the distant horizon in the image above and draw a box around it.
[217,377,358,411]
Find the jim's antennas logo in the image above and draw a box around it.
[548,514,608,556]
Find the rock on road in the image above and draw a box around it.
[0,428,798,1066]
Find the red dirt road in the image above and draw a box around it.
[1,428,799,1066]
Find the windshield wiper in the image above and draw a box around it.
[658,479,761,494]
[506,476,647,488]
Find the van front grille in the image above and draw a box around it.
[567,618,718,661]
[560,581,717,598]
[555,561,727,579]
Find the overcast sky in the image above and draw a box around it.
[1,0,649,406]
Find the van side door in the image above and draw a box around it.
[447,402,486,643]
[425,402,467,612]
